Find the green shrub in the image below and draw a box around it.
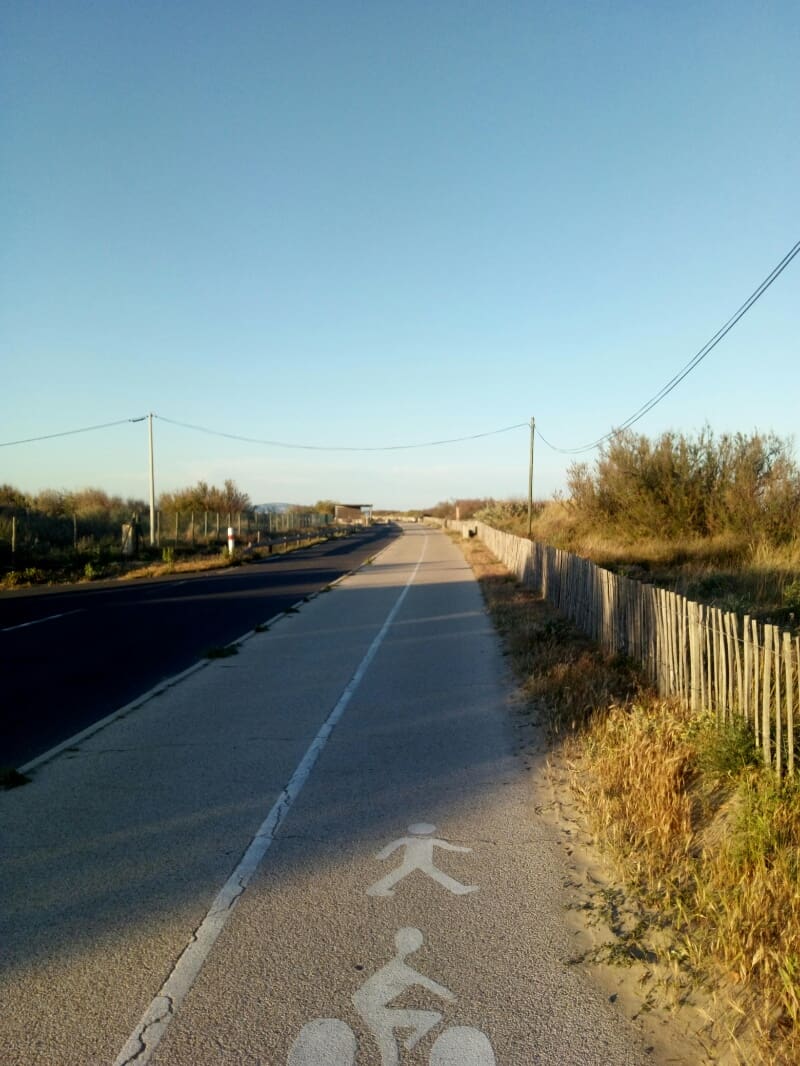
[783,578,800,614]
[566,427,800,545]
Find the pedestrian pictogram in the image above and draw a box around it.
[366,822,478,898]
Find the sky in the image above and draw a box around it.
[2,1,798,511]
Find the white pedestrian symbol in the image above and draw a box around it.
[366,823,478,898]
[287,928,496,1065]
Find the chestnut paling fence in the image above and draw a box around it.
[450,520,799,777]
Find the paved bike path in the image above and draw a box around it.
[1,527,654,1064]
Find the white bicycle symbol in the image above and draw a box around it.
[288,928,495,1065]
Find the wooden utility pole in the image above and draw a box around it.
[527,416,535,539]
[148,413,156,546]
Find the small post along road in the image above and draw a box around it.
[0,526,654,1064]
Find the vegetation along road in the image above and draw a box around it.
[0,524,399,770]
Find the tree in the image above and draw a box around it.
[159,479,251,513]
[0,484,28,510]
[313,499,337,515]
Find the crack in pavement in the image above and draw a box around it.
[117,995,174,1066]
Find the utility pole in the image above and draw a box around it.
[148,412,156,546]
[527,416,535,539]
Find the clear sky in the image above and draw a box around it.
[2,2,798,510]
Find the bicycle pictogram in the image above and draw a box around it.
[288,927,495,1065]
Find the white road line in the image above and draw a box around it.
[1,609,84,633]
[113,536,428,1066]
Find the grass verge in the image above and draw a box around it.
[1,535,331,590]
[456,531,800,1065]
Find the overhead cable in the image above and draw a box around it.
[154,414,529,451]
[536,238,800,455]
[0,417,147,448]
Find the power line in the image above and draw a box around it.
[0,417,147,448]
[536,238,800,456]
[154,414,529,451]
[1,413,527,453]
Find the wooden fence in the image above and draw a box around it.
[451,520,799,776]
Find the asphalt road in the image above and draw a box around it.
[0,524,399,769]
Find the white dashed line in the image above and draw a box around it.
[1,609,84,633]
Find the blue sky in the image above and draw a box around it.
[2,2,798,510]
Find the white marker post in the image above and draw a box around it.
[227,526,235,555]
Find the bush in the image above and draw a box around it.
[783,578,800,614]
[566,427,800,545]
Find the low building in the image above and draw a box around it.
[334,503,373,525]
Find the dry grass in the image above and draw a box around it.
[456,530,800,1065]
[483,499,800,627]
[581,705,800,1063]
[121,536,327,580]
[0,535,331,590]
[459,535,641,736]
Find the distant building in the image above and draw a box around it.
[334,503,373,525]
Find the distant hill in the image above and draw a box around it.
[254,503,308,514]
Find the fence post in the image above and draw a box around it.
[762,624,773,769]
[775,629,782,777]
[743,615,752,729]
[730,613,743,721]
[688,601,701,712]
[791,635,800,777]
[752,618,761,747]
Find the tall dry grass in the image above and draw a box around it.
[580,702,800,1063]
